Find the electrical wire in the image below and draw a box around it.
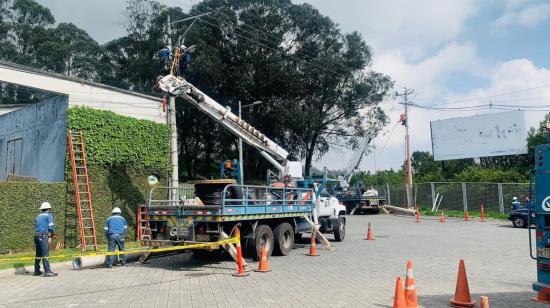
[377,120,400,157]
[170,0,357,78]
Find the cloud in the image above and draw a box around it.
[493,3,550,31]
[299,0,477,59]
[374,42,486,99]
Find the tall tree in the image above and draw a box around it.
[174,0,392,178]
[9,0,54,59]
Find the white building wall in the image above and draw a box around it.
[0,62,166,124]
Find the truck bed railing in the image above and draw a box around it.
[220,184,314,215]
[146,184,314,217]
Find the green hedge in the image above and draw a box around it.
[67,107,170,175]
[0,182,66,253]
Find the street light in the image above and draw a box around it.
[238,100,264,184]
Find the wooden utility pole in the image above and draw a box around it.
[397,88,414,208]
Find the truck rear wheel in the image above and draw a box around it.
[334,216,345,242]
[273,222,294,256]
[253,224,274,260]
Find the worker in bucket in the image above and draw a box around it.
[104,207,128,268]
[34,202,58,277]
[512,196,522,210]
[178,44,196,74]
[159,45,172,70]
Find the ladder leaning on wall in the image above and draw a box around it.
[67,130,98,251]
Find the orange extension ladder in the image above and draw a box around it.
[68,131,98,251]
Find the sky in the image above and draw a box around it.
[36,0,550,173]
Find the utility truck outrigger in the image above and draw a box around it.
[141,73,346,261]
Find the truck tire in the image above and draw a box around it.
[512,216,526,228]
[253,224,274,260]
[273,222,294,256]
[334,216,346,242]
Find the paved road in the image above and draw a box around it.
[0,214,544,307]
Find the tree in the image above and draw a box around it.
[174,0,392,178]
[23,23,103,79]
[9,0,54,60]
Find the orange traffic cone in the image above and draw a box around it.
[393,276,407,308]
[450,259,475,307]
[232,227,249,277]
[255,245,271,272]
[307,230,319,256]
[365,222,375,240]
[480,296,489,308]
[404,261,420,308]
[415,209,420,223]
[481,204,486,222]
[464,211,470,221]
[440,211,446,223]
[534,291,550,303]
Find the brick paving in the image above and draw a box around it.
[0,214,545,307]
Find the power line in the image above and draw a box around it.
[414,84,550,106]
[195,17,350,79]
[170,0,357,77]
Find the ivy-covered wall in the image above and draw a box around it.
[64,107,170,246]
[0,182,66,253]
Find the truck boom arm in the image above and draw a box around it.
[158,75,290,173]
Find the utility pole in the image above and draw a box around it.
[397,88,414,208]
[238,101,244,185]
[166,14,179,201]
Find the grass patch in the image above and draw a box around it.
[418,208,508,220]
[0,241,142,270]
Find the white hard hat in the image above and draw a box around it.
[40,202,52,210]
[112,207,122,214]
[513,196,518,201]
[180,44,187,50]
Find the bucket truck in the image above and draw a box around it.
[332,134,387,214]
[140,74,346,260]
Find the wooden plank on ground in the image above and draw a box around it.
[303,216,335,251]
[220,231,250,271]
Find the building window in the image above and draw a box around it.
[6,138,22,176]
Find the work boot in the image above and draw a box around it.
[43,271,58,277]
[33,271,43,276]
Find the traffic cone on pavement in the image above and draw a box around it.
[415,209,420,223]
[464,211,470,221]
[404,261,420,308]
[307,230,319,256]
[365,222,374,240]
[450,259,475,307]
[481,204,486,222]
[440,211,446,223]
[255,245,271,272]
[393,276,407,308]
[533,291,550,303]
[232,227,249,277]
[480,296,489,308]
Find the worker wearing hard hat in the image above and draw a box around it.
[104,207,128,268]
[34,202,58,277]
[512,196,522,210]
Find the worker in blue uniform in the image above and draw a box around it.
[159,46,171,66]
[512,196,522,210]
[34,202,58,277]
[104,207,128,268]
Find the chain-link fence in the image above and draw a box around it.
[377,182,530,213]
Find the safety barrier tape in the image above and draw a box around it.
[0,235,239,264]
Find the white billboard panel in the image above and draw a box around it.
[430,111,527,161]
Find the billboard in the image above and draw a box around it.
[430,111,527,161]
